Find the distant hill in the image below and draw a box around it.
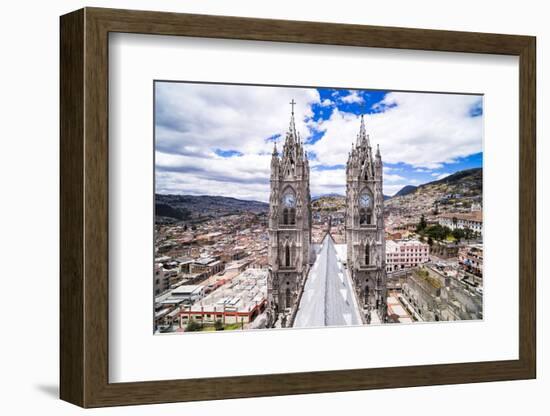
[386,167,482,212]
[313,193,391,201]
[391,168,482,199]
[394,185,418,198]
[428,167,482,188]
[155,194,268,223]
[312,193,343,201]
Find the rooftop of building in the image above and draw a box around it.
[187,268,268,314]
[438,211,483,222]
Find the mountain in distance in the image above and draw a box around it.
[155,194,268,223]
[391,167,482,199]
[312,193,343,201]
[313,193,391,201]
[393,185,417,198]
[156,168,481,223]
[386,167,482,211]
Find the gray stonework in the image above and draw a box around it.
[402,265,482,321]
[345,115,388,322]
[267,105,312,327]
[268,108,388,327]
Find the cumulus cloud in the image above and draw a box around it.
[155,82,321,200]
[307,92,482,169]
[155,83,481,201]
[155,82,320,157]
[340,90,365,104]
[310,168,346,197]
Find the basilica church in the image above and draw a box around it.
[267,102,388,328]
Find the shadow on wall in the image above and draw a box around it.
[34,384,58,399]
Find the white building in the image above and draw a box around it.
[386,240,430,272]
[170,285,205,304]
[438,211,483,236]
[154,263,171,295]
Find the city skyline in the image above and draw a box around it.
[155,82,483,202]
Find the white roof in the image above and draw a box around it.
[294,236,362,328]
[171,285,203,295]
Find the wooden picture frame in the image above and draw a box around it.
[60,7,536,408]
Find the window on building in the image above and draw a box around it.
[289,208,296,225]
[365,243,370,265]
[282,207,296,225]
[285,245,291,267]
[359,191,372,226]
[285,288,291,308]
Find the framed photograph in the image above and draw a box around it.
[60,7,536,408]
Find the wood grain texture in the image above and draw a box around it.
[59,7,537,408]
[59,8,84,407]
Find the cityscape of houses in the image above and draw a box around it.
[154,174,483,333]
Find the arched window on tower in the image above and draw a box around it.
[281,189,296,225]
[285,244,291,267]
[359,191,372,226]
[285,288,291,308]
[289,208,296,225]
[283,208,289,225]
[365,243,370,265]
[359,208,366,225]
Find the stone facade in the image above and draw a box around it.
[345,116,388,322]
[267,105,311,326]
[402,266,482,321]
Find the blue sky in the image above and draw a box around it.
[155,83,483,201]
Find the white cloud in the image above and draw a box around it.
[436,173,451,180]
[310,168,346,197]
[340,90,364,104]
[383,184,408,196]
[384,173,406,182]
[308,92,482,169]
[156,82,320,157]
[156,84,481,201]
[155,82,321,200]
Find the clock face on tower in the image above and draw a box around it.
[282,192,296,207]
[359,192,371,208]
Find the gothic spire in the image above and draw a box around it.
[288,99,297,140]
[358,114,370,148]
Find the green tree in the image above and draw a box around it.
[186,319,202,332]
[416,214,427,232]
[424,224,452,241]
[452,228,465,242]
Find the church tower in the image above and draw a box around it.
[345,115,387,323]
[267,100,312,327]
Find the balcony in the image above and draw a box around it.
[278,224,297,230]
[279,264,296,271]
[358,264,378,272]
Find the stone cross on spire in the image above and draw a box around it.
[287,99,298,141]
